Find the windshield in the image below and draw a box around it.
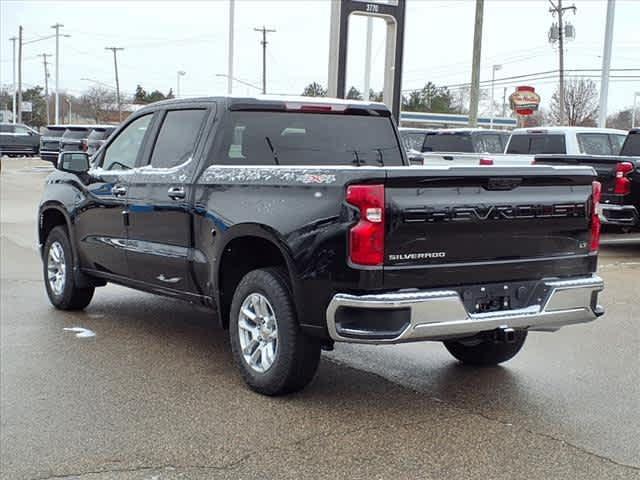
[422,132,475,153]
[62,128,91,140]
[43,128,66,138]
[506,134,566,154]
[214,111,404,166]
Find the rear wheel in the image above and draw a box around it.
[443,330,527,366]
[229,268,321,395]
[43,226,94,310]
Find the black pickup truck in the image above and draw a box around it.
[39,96,604,395]
[535,129,640,230]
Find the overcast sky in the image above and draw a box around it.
[1,0,638,117]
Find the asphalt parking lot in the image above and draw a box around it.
[1,157,639,480]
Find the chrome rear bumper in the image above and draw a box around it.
[326,275,604,344]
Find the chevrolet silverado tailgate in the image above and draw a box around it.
[383,166,598,288]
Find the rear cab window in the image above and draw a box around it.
[401,132,426,152]
[620,132,640,156]
[62,128,91,140]
[214,111,403,166]
[473,133,505,153]
[422,132,474,153]
[42,127,66,138]
[506,134,566,154]
[577,133,619,155]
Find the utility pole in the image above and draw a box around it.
[632,92,639,129]
[227,0,235,95]
[468,0,484,127]
[502,86,507,117]
[598,0,615,127]
[254,26,276,94]
[176,70,186,98]
[549,0,576,125]
[17,26,23,123]
[9,36,17,124]
[105,47,124,122]
[51,23,65,124]
[38,53,52,124]
[363,17,373,101]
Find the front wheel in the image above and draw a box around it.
[443,330,527,366]
[43,226,94,310]
[229,268,321,396]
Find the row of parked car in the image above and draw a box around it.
[0,123,116,161]
[400,126,640,232]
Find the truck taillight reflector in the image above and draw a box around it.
[346,184,385,266]
[590,181,601,253]
[614,161,634,195]
[479,157,494,166]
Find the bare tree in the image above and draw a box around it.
[78,86,117,123]
[550,78,599,126]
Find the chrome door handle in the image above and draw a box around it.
[168,186,185,200]
[112,184,127,196]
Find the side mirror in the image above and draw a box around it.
[57,152,90,174]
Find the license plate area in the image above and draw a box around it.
[456,280,551,314]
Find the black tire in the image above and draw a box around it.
[229,267,321,396]
[43,225,94,310]
[443,330,527,366]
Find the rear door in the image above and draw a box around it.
[126,105,212,293]
[383,166,596,288]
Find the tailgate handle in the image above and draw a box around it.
[486,178,522,191]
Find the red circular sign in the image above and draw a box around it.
[509,86,541,116]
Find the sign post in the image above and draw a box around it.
[328,0,406,121]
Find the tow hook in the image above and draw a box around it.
[493,327,516,344]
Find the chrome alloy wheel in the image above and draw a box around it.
[238,293,279,373]
[47,241,66,296]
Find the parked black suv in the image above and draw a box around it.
[39,125,67,163]
[0,122,40,156]
[39,96,604,395]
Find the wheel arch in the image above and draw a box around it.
[214,224,300,330]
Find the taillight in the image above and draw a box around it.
[590,181,601,253]
[81,140,88,152]
[346,184,385,266]
[479,157,494,166]
[614,161,634,195]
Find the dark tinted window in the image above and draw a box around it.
[0,125,13,133]
[620,132,640,156]
[43,127,66,137]
[423,132,474,153]
[506,134,566,154]
[63,128,91,140]
[215,111,403,166]
[149,109,207,169]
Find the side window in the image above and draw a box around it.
[15,125,30,135]
[0,125,14,133]
[578,133,611,155]
[149,109,207,169]
[102,114,153,171]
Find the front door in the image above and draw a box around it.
[126,107,211,293]
[74,113,155,278]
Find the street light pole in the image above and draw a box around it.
[51,23,65,125]
[227,0,235,95]
[490,64,502,129]
[598,0,615,128]
[177,70,186,98]
[632,92,640,129]
[9,36,17,124]
[17,26,22,124]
